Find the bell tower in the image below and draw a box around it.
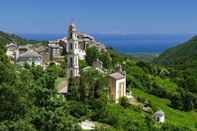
[67,23,80,78]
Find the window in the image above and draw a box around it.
[70,44,73,50]
[70,57,73,67]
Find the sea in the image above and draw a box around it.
[19,33,193,54]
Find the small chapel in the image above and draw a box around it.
[109,64,127,103]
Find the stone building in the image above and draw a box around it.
[48,43,63,61]
[6,43,18,63]
[16,49,43,66]
[153,110,165,123]
[6,43,30,61]
[76,32,106,53]
[6,43,43,66]
[109,64,126,103]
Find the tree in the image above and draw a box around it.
[67,78,80,101]
[0,57,31,121]
[119,97,130,108]
[0,49,9,64]
[30,65,44,80]
[86,47,112,69]
[0,85,23,121]
[182,92,194,111]
[31,108,80,131]
[79,69,108,101]
[99,52,112,69]
[68,101,88,119]
[171,91,195,111]
[47,63,62,79]
[0,120,36,131]
[170,93,182,110]
[0,61,16,85]
[86,47,100,66]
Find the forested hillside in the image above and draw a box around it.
[155,36,197,65]
[0,31,27,45]
[0,31,48,50]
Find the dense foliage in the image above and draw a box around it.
[0,48,80,130]
[154,36,197,111]
[86,47,112,69]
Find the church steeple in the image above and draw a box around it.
[67,23,80,78]
[68,23,76,32]
[68,23,77,40]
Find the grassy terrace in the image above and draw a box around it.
[133,88,197,130]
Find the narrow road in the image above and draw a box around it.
[57,80,68,94]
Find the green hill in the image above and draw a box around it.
[0,31,48,50]
[155,36,197,65]
[0,31,26,49]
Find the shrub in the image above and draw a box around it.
[119,97,130,108]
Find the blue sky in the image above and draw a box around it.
[0,0,197,34]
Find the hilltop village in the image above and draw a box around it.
[5,24,128,102]
[6,24,106,66]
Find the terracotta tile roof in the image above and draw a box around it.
[109,72,125,80]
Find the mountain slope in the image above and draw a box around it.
[155,36,197,65]
[0,31,27,46]
[0,31,48,50]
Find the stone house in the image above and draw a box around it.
[16,49,43,66]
